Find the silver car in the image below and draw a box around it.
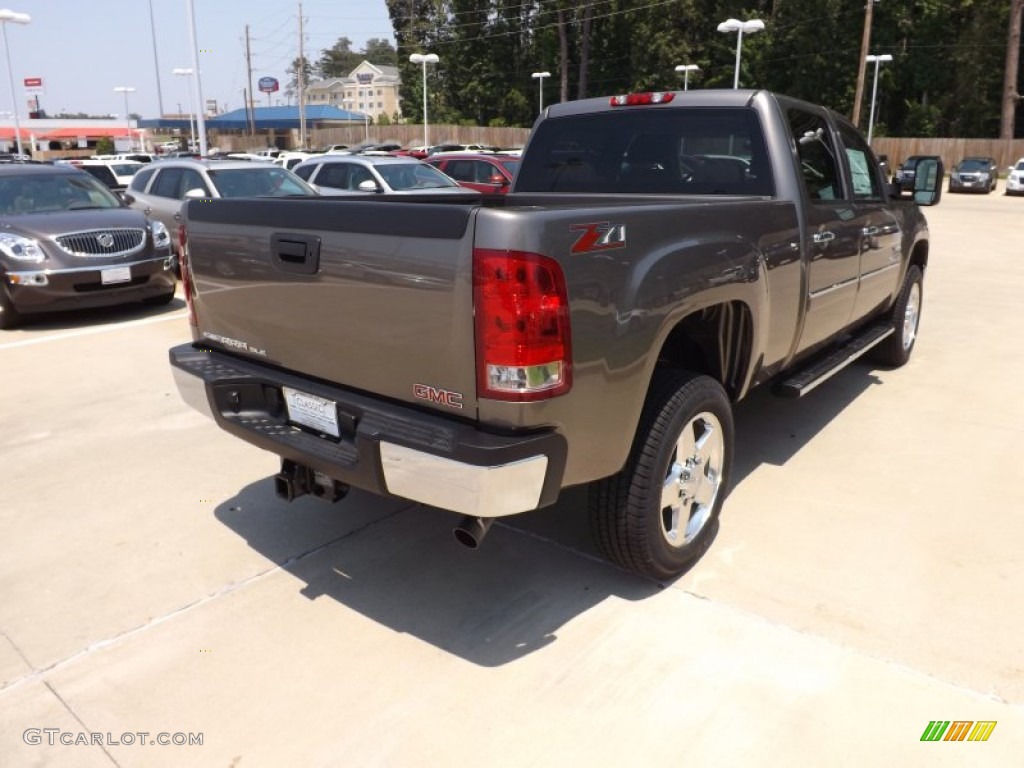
[124,159,317,238]
[291,155,474,196]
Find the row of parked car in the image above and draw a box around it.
[893,154,1024,195]
[0,147,522,328]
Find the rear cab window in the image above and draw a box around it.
[514,107,774,195]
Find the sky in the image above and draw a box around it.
[1,0,395,119]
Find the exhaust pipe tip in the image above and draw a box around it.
[453,516,494,549]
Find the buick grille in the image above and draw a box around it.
[55,228,146,258]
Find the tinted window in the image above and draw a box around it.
[787,108,842,201]
[375,162,457,190]
[79,165,118,188]
[293,163,315,181]
[130,167,156,192]
[515,107,773,195]
[207,167,314,197]
[151,168,184,198]
[316,163,350,189]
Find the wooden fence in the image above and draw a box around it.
[872,137,1024,174]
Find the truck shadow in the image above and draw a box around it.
[730,361,881,486]
[215,483,658,668]
[212,360,879,667]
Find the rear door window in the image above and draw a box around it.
[130,167,156,191]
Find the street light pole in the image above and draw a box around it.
[186,0,208,156]
[409,53,439,149]
[717,18,764,89]
[865,54,893,145]
[114,86,137,151]
[173,68,196,152]
[674,64,700,91]
[0,9,30,157]
[531,71,551,114]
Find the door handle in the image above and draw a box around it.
[270,233,321,275]
[813,231,835,245]
[173,212,181,221]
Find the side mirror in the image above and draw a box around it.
[121,192,135,205]
[910,156,944,206]
[357,179,382,193]
[184,188,208,199]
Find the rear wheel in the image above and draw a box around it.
[589,370,733,581]
[871,264,923,367]
[0,286,23,330]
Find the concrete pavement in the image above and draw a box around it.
[1,190,1021,766]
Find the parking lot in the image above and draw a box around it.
[1,190,1022,766]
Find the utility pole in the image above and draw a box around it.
[1000,0,1023,143]
[298,1,307,149]
[148,0,164,117]
[187,0,208,156]
[852,0,876,128]
[245,24,256,135]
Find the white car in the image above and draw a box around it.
[1006,158,1024,196]
[273,151,318,171]
[292,155,476,196]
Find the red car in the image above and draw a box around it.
[426,153,519,194]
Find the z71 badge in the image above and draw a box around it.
[570,221,626,254]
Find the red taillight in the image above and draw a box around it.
[609,92,676,107]
[473,249,571,401]
[178,224,196,328]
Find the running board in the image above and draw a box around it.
[774,324,894,398]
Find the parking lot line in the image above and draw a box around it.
[0,311,188,351]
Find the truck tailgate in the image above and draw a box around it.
[184,197,480,415]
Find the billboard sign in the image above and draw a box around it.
[258,76,279,94]
[23,77,43,93]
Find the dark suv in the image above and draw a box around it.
[948,156,998,193]
[894,155,926,192]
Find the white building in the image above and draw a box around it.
[305,62,401,123]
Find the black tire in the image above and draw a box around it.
[0,286,22,330]
[871,264,923,367]
[143,289,176,307]
[589,370,734,581]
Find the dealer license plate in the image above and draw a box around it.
[282,387,340,438]
[101,266,132,284]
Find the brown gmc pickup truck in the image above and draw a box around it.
[170,89,941,580]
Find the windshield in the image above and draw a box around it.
[958,158,991,172]
[375,162,459,190]
[207,167,315,197]
[514,107,773,195]
[0,172,122,214]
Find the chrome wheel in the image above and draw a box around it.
[660,411,724,547]
[902,282,921,351]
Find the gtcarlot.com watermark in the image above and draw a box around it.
[23,729,203,747]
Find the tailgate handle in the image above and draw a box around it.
[271,233,321,275]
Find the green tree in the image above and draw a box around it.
[95,136,114,155]
[319,37,361,78]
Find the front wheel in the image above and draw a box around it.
[589,371,734,581]
[0,286,23,330]
[871,264,923,367]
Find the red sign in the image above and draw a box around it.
[23,77,42,88]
